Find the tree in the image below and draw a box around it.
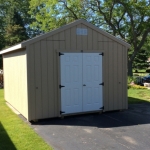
[29,0,89,32]
[86,0,150,76]
[4,11,28,46]
[133,49,149,72]
[29,0,150,76]
[0,0,7,49]
[0,0,32,68]
[0,0,37,48]
[0,0,7,68]
[133,35,150,72]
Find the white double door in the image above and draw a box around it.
[60,53,103,114]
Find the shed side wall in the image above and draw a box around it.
[27,40,57,120]
[3,50,28,119]
[27,23,128,120]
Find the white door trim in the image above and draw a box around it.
[60,53,103,115]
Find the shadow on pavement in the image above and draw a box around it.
[31,103,150,128]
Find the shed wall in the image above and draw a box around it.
[3,50,28,119]
[27,23,127,120]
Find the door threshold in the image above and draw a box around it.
[60,110,103,117]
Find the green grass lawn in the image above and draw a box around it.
[1,87,150,150]
[128,88,150,104]
[133,69,146,73]
[133,69,148,77]
[133,73,148,77]
[0,89,53,150]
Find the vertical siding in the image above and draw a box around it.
[103,36,109,110]
[34,42,42,119]
[76,24,82,50]
[41,41,49,118]
[27,39,58,120]
[87,27,93,50]
[70,26,77,50]
[64,24,104,51]
[117,44,123,109]
[113,42,119,110]
[53,34,60,116]
[98,34,104,50]
[122,46,125,109]
[125,49,128,109]
[27,44,36,120]
[27,22,128,120]
[123,47,128,109]
[65,28,71,49]
[47,37,55,117]
[81,24,88,50]
[3,50,28,119]
[59,31,65,49]
[92,30,98,50]
[108,40,114,110]
[105,41,127,111]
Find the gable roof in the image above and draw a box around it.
[0,19,130,55]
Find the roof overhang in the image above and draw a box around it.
[0,43,25,55]
[22,19,131,48]
[0,19,131,55]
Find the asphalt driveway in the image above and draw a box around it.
[30,103,150,150]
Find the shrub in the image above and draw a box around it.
[128,76,137,84]
[128,84,147,89]
[128,84,132,89]
[128,76,133,84]
[146,69,150,73]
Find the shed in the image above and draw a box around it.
[0,19,130,121]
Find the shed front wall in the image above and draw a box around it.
[3,50,28,119]
[27,23,127,121]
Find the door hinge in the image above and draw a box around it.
[99,52,104,56]
[59,52,64,56]
[100,106,104,110]
[60,111,65,114]
[99,82,104,86]
[59,85,65,88]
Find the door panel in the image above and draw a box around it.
[60,53,82,114]
[60,53,103,114]
[83,53,103,111]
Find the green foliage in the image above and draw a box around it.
[128,84,147,89]
[0,0,6,50]
[0,0,34,68]
[128,76,133,84]
[128,76,137,84]
[133,49,149,70]
[5,13,28,45]
[90,0,150,76]
[4,24,27,47]
[3,2,29,46]
[0,56,2,69]
[29,0,150,76]
[0,0,37,49]
[0,0,150,74]
[0,89,53,150]
[29,0,88,32]
[146,69,150,73]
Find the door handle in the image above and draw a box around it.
[83,84,86,86]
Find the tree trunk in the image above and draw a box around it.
[128,61,133,76]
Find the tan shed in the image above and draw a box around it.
[0,19,130,121]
